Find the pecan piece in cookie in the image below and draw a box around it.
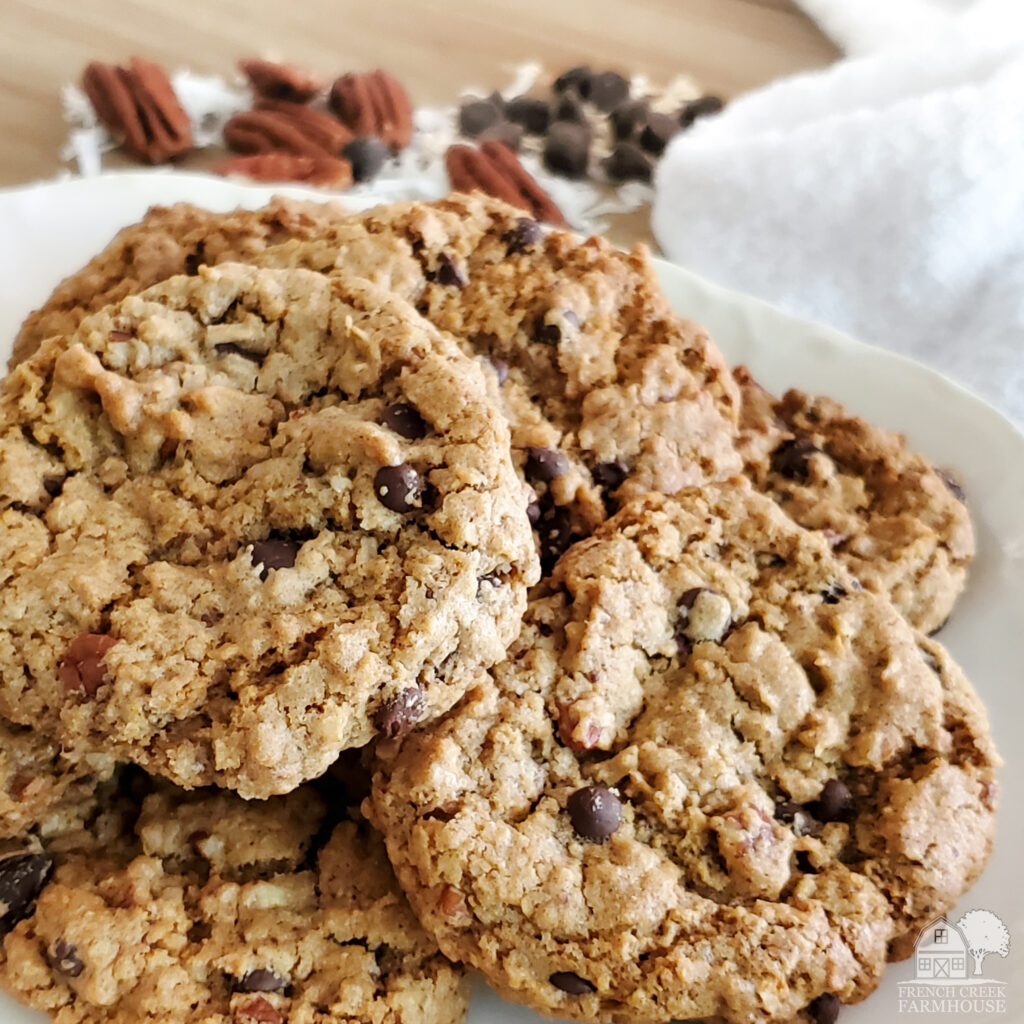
[328,70,413,150]
[82,58,192,163]
[446,142,566,225]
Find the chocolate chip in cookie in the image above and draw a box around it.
[382,402,429,439]
[374,464,426,513]
[0,851,52,934]
[567,784,622,842]
[770,437,821,481]
[251,537,301,578]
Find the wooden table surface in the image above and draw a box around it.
[1,0,837,187]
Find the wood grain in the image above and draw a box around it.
[0,0,836,186]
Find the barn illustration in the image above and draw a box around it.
[915,916,969,980]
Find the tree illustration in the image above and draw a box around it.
[956,910,1011,976]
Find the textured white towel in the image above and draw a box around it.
[651,0,1024,426]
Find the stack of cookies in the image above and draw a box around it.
[0,193,999,1024]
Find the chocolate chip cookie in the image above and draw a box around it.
[734,368,974,633]
[0,772,469,1024]
[9,198,364,370]
[0,263,537,797]
[369,481,998,1024]
[253,193,744,567]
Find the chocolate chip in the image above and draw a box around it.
[374,687,426,739]
[490,357,509,385]
[603,142,652,183]
[58,634,117,696]
[42,474,64,496]
[808,993,841,1024]
[610,99,649,140]
[382,402,428,440]
[374,463,425,513]
[479,121,523,151]
[567,784,622,842]
[550,971,596,995]
[679,94,725,129]
[821,582,847,605]
[591,460,628,492]
[676,587,732,644]
[458,98,501,137]
[48,939,84,978]
[505,96,550,135]
[342,137,389,182]
[639,112,679,156]
[770,437,821,481]
[527,501,542,525]
[0,852,52,935]
[938,470,966,504]
[817,779,854,823]
[554,65,593,96]
[588,71,630,111]
[238,968,288,993]
[428,253,467,288]
[543,122,590,179]
[554,94,586,124]
[251,537,300,580]
[774,800,802,823]
[504,217,543,255]
[526,447,569,483]
[537,504,574,571]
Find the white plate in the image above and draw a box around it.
[1,172,1021,1024]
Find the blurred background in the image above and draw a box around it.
[0,0,836,184]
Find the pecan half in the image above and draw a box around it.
[82,58,192,163]
[446,142,565,225]
[223,103,350,158]
[214,152,352,188]
[328,70,413,150]
[253,99,352,154]
[239,58,321,103]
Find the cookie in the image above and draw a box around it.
[9,198,358,370]
[369,481,998,1024]
[0,772,469,1024]
[0,718,114,840]
[0,263,537,797]
[253,193,744,567]
[734,368,974,633]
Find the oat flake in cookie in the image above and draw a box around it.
[370,481,999,1024]
[0,264,537,797]
[734,369,975,633]
[0,774,470,1024]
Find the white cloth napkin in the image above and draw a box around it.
[651,0,1024,427]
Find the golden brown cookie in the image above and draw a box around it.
[734,368,974,633]
[0,771,469,1024]
[0,264,537,797]
[369,481,998,1024]
[10,198,354,370]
